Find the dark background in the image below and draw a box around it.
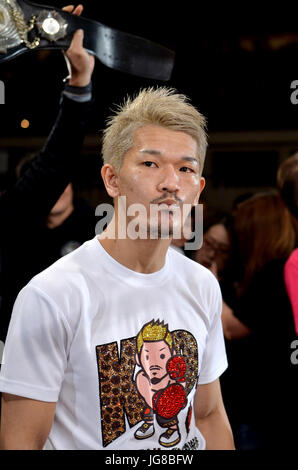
[2,0,298,208]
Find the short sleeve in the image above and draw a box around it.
[0,284,72,402]
[199,280,228,384]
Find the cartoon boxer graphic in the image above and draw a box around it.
[134,320,188,447]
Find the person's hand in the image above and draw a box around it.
[221,300,252,340]
[62,5,95,87]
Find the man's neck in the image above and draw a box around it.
[98,220,171,274]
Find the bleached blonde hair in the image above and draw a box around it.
[101,87,208,174]
[136,320,172,354]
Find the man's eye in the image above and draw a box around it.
[143,161,157,167]
[180,166,194,173]
[160,354,165,359]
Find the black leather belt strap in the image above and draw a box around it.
[0,0,175,81]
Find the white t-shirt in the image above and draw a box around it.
[0,237,227,450]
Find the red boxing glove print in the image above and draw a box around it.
[166,356,187,382]
[152,383,187,419]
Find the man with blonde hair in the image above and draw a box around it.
[0,83,234,450]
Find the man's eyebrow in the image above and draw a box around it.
[181,156,199,165]
[159,347,166,351]
[140,149,162,155]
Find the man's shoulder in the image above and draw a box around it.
[11,238,101,333]
[168,246,220,296]
[168,248,222,323]
[169,246,217,280]
[28,236,99,297]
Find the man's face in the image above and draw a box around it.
[139,340,172,385]
[114,125,205,238]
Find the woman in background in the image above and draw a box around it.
[222,192,297,449]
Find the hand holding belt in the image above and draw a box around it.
[0,0,175,81]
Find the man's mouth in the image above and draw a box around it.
[150,193,183,207]
[158,199,180,207]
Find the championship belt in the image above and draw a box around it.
[0,0,175,80]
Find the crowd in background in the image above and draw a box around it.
[182,155,298,449]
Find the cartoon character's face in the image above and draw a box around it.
[139,340,172,385]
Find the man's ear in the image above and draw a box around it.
[135,353,140,366]
[101,164,120,198]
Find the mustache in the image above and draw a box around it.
[150,193,183,205]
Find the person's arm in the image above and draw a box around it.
[208,263,251,340]
[221,300,252,340]
[192,273,233,449]
[222,262,285,341]
[0,394,56,450]
[0,281,72,449]
[0,5,95,225]
[194,378,235,450]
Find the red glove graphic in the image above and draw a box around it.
[152,384,187,419]
[166,355,187,382]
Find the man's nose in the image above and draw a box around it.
[157,165,180,193]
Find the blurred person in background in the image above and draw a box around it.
[277,153,298,335]
[0,4,95,343]
[192,210,233,277]
[221,192,297,449]
[15,155,95,277]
